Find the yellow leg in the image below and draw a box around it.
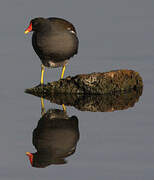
[41,64,45,85]
[62,104,66,111]
[41,97,45,116]
[61,66,66,79]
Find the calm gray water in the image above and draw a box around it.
[0,0,154,179]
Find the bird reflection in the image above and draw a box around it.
[26,98,79,168]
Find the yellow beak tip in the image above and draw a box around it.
[24,30,29,34]
[26,152,30,155]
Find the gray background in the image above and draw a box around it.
[0,0,154,179]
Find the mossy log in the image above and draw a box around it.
[25,69,143,96]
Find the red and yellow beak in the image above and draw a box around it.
[26,152,33,165]
[24,23,32,34]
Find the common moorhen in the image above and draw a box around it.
[25,17,79,84]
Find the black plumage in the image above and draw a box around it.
[25,17,79,82]
[30,17,79,68]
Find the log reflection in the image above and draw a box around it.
[48,88,143,112]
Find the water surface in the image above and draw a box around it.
[0,0,154,179]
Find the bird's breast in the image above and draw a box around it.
[36,32,78,56]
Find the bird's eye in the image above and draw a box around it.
[33,22,38,26]
[31,20,39,27]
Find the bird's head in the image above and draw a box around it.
[25,17,50,34]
